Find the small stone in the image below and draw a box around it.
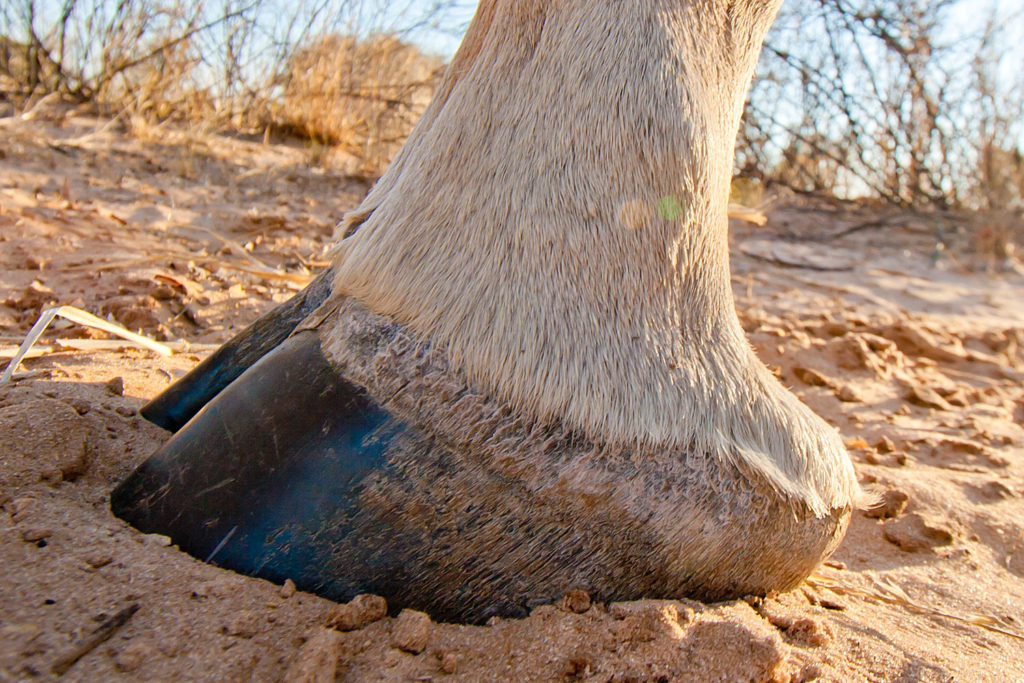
[560,590,592,614]
[835,384,863,402]
[325,594,387,631]
[225,610,260,638]
[822,560,846,570]
[945,389,970,407]
[143,533,172,547]
[883,512,957,552]
[114,640,154,672]
[8,497,36,522]
[283,629,343,683]
[440,652,459,674]
[391,609,432,654]
[280,579,297,599]
[865,489,910,519]
[105,377,125,396]
[818,596,846,611]
[904,383,951,411]
[83,550,113,569]
[874,436,896,454]
[794,367,830,387]
[21,526,52,542]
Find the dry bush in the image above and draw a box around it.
[1,1,464,177]
[277,34,443,176]
[738,0,1024,211]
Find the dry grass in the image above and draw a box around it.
[277,34,443,176]
[1,1,448,179]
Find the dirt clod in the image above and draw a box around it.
[7,497,36,522]
[83,550,113,569]
[883,512,957,552]
[0,399,90,486]
[875,436,896,453]
[865,488,910,519]
[225,610,261,638]
[835,384,864,402]
[440,651,459,674]
[325,593,387,631]
[391,609,432,654]
[786,617,832,647]
[284,629,344,683]
[21,526,53,542]
[904,383,952,411]
[794,366,830,386]
[561,590,592,614]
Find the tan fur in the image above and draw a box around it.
[327,0,860,516]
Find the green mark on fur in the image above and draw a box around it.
[656,195,685,221]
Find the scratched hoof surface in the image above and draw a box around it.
[112,301,850,624]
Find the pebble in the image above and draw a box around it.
[325,593,387,631]
[280,579,297,599]
[283,629,344,683]
[391,609,432,654]
[8,497,36,523]
[904,383,951,411]
[21,526,53,542]
[143,533,172,547]
[440,652,459,674]
[83,550,114,569]
[105,377,125,396]
[225,610,261,638]
[794,367,830,387]
[835,384,864,402]
[560,590,592,614]
[874,436,896,454]
[865,489,910,519]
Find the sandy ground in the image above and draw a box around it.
[2,107,1024,682]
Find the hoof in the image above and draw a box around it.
[113,299,850,624]
[140,268,334,432]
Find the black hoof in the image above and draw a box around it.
[140,268,334,432]
[114,331,416,607]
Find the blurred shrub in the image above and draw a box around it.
[277,34,443,176]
